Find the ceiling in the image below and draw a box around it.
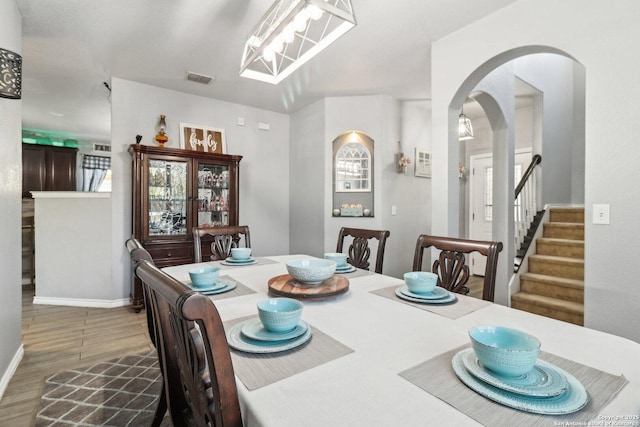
[16,0,517,141]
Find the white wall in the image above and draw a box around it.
[289,99,326,257]
[513,54,581,205]
[33,193,112,303]
[110,78,290,300]
[0,0,23,399]
[431,0,640,342]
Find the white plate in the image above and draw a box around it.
[460,348,569,397]
[452,350,588,415]
[199,279,237,295]
[227,321,312,354]
[399,285,449,300]
[335,265,357,274]
[221,257,257,266]
[394,287,457,304]
[241,318,308,342]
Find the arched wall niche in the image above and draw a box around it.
[331,130,375,217]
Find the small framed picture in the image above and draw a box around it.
[415,148,431,178]
[179,123,226,154]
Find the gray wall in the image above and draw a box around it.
[514,54,583,206]
[0,0,23,399]
[289,99,326,257]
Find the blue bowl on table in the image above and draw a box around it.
[469,325,541,377]
[257,297,303,333]
[231,247,252,260]
[403,271,438,294]
[188,266,220,288]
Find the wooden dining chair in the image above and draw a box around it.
[412,234,503,302]
[336,227,390,274]
[193,225,251,262]
[124,238,166,427]
[133,259,243,427]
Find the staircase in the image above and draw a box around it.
[511,207,584,326]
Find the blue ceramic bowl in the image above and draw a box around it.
[286,258,336,284]
[403,271,438,294]
[257,298,303,333]
[188,266,220,288]
[324,252,347,268]
[231,247,252,260]
[469,325,541,377]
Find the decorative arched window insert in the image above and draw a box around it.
[332,131,374,217]
[335,142,371,191]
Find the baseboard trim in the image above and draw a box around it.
[33,296,131,308]
[0,344,24,401]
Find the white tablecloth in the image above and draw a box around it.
[163,255,640,427]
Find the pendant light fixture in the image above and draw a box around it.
[240,0,356,84]
[458,105,474,141]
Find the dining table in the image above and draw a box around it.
[163,254,640,427]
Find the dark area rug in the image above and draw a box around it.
[34,351,167,426]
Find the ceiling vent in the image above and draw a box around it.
[186,71,214,84]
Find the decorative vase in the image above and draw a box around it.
[155,114,168,147]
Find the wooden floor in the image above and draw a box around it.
[0,286,152,426]
[467,275,484,299]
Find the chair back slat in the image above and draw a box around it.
[412,234,503,302]
[336,227,390,274]
[193,225,251,262]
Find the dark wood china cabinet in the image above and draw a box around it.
[129,144,242,311]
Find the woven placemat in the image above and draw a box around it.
[224,315,354,390]
[371,285,492,319]
[399,344,628,425]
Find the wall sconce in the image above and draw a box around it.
[0,47,22,99]
[155,114,168,147]
[458,163,467,180]
[395,141,411,173]
[240,0,357,84]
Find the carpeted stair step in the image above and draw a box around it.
[519,272,584,303]
[549,207,584,224]
[536,238,584,259]
[511,292,584,326]
[528,254,584,280]
[543,222,584,240]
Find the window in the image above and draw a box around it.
[484,164,525,221]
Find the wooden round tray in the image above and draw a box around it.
[268,274,349,300]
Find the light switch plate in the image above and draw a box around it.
[593,204,610,225]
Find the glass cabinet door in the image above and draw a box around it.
[196,162,230,227]
[147,159,188,236]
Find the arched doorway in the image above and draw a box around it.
[440,48,585,306]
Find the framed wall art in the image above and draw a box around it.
[415,148,431,178]
[179,123,226,154]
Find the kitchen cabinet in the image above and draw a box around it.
[22,144,78,197]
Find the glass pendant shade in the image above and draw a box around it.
[459,113,474,141]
